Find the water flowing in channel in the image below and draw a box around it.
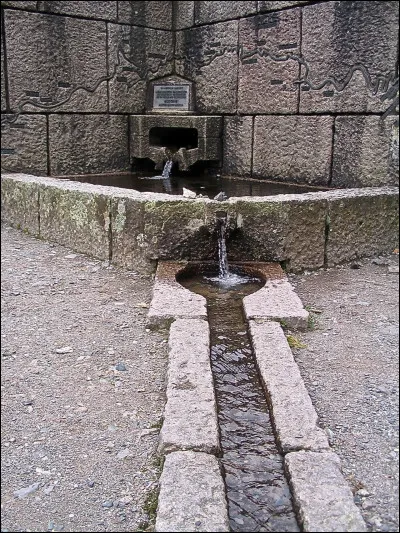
[179,271,299,532]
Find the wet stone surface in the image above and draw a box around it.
[180,273,299,532]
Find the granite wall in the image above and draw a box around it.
[1,1,399,187]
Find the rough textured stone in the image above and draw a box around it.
[244,278,309,329]
[300,2,399,114]
[159,319,220,455]
[285,451,367,532]
[118,1,172,29]
[156,451,229,532]
[258,1,311,11]
[332,116,399,188]
[147,261,207,328]
[39,185,110,260]
[173,1,194,30]
[48,114,129,175]
[37,1,117,20]
[238,10,300,113]
[326,189,400,267]
[194,0,257,24]
[249,320,329,452]
[0,174,40,234]
[253,115,333,185]
[227,196,327,271]
[107,23,173,113]
[223,115,253,176]
[175,21,239,113]
[1,18,7,110]
[1,1,37,7]
[1,115,47,175]
[4,10,108,113]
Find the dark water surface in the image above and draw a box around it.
[179,273,300,532]
[58,171,327,198]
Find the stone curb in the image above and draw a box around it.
[147,261,207,328]
[248,319,329,453]
[155,451,230,532]
[243,277,309,330]
[158,318,220,455]
[285,451,367,532]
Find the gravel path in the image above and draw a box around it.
[1,223,169,532]
[289,257,399,532]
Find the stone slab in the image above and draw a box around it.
[39,185,110,260]
[222,115,253,177]
[194,0,257,24]
[1,114,48,175]
[244,278,309,329]
[37,1,117,20]
[249,320,329,453]
[107,23,173,113]
[159,319,220,455]
[300,2,398,114]
[253,115,333,185]
[0,175,40,234]
[156,451,229,532]
[4,10,108,113]
[48,114,129,175]
[326,189,400,267]
[175,21,239,113]
[117,1,172,29]
[238,10,300,113]
[332,116,399,188]
[1,19,7,110]
[1,1,37,8]
[258,1,311,11]
[173,1,194,30]
[285,451,367,532]
[147,262,207,328]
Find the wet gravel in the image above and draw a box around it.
[1,223,169,532]
[288,256,399,532]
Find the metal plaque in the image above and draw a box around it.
[153,84,189,110]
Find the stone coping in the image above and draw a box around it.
[2,171,398,203]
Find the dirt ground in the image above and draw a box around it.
[1,223,399,532]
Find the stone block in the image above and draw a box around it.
[1,114,48,175]
[156,451,229,532]
[4,10,108,113]
[117,1,172,29]
[325,188,399,267]
[222,116,253,176]
[253,115,333,185]
[300,2,398,114]
[175,21,239,113]
[48,114,129,175]
[244,278,309,329]
[0,174,40,234]
[159,319,220,455]
[258,1,311,11]
[147,261,207,328]
[107,23,173,113]
[238,10,300,113]
[332,116,399,188]
[1,16,7,110]
[285,451,367,531]
[249,320,329,452]
[194,1,257,24]
[130,115,222,140]
[1,1,37,7]
[37,1,117,20]
[39,184,110,260]
[173,1,194,30]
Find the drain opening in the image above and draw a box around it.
[149,127,198,150]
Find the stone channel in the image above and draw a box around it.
[151,261,367,532]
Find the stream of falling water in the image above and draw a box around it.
[179,272,300,532]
